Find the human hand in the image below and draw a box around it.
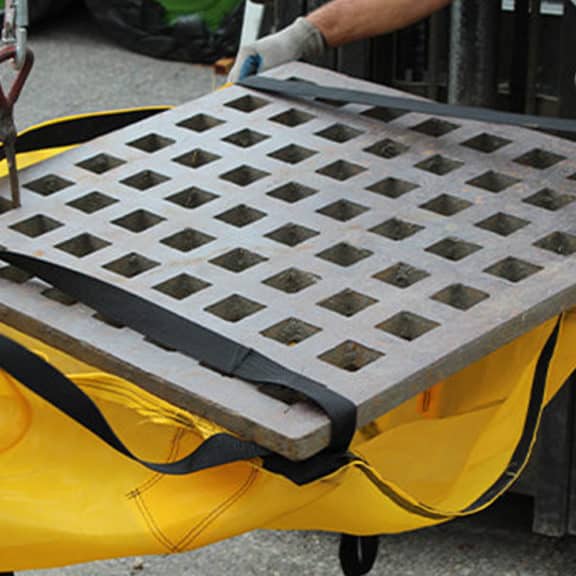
[228,17,326,83]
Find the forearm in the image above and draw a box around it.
[307,0,453,47]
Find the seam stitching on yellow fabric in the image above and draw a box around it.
[175,467,259,552]
[132,489,178,553]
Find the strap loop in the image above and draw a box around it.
[0,250,357,454]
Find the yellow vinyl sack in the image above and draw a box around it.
[0,111,574,573]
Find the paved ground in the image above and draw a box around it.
[12,4,224,131]
[6,4,576,575]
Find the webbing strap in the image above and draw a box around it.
[0,250,357,453]
[0,333,268,475]
[464,316,561,512]
[335,317,562,576]
[239,76,576,135]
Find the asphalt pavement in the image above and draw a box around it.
[8,4,576,575]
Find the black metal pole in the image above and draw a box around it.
[509,0,530,112]
[525,0,542,114]
[559,0,576,118]
[448,0,500,107]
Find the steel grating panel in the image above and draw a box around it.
[1,62,576,461]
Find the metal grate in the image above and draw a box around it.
[1,63,576,461]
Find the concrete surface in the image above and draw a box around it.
[5,4,576,575]
[20,496,576,576]
[11,4,224,131]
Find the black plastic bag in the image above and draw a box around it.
[85,0,244,63]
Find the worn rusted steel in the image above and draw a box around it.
[0,63,575,460]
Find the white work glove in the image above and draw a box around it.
[228,17,326,83]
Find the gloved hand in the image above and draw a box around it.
[228,17,326,83]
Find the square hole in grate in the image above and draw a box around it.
[366,177,419,198]
[41,287,78,306]
[461,133,512,153]
[219,165,270,187]
[373,262,430,288]
[55,233,111,258]
[475,212,529,237]
[0,265,33,283]
[315,95,347,107]
[177,113,225,132]
[467,170,520,193]
[361,107,407,122]
[316,242,373,267]
[165,186,218,209]
[514,148,566,170]
[316,160,367,181]
[121,170,170,191]
[76,153,125,174]
[533,231,576,256]
[318,288,378,318]
[215,204,266,227]
[377,311,440,341]
[411,118,460,137]
[268,144,317,165]
[143,337,177,353]
[153,273,211,300]
[24,174,74,196]
[127,133,175,153]
[261,317,321,346]
[224,95,269,112]
[263,267,320,294]
[103,252,159,278]
[222,129,270,148]
[420,194,472,216]
[210,247,268,273]
[484,257,542,283]
[432,284,489,310]
[364,138,409,159]
[426,237,482,261]
[112,209,165,233]
[370,218,424,241]
[10,214,63,237]
[160,228,215,252]
[93,313,125,329]
[269,108,315,127]
[265,223,319,247]
[267,181,318,203]
[317,199,369,222]
[415,154,464,176]
[319,340,383,372]
[523,188,575,211]
[67,191,118,213]
[205,294,265,323]
[173,148,221,169]
[315,123,363,143]
[0,197,13,214]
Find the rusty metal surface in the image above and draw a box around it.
[1,62,576,461]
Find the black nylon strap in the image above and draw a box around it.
[339,535,380,576]
[0,250,357,453]
[464,316,561,512]
[240,76,576,135]
[0,333,269,475]
[0,327,356,485]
